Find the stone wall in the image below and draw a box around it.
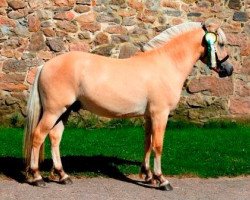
[0,0,249,126]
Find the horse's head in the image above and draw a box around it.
[200,19,233,77]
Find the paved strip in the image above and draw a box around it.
[0,176,249,200]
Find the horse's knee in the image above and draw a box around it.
[153,145,163,155]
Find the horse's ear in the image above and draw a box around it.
[203,18,222,32]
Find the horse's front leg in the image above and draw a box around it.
[151,110,173,191]
[140,117,153,183]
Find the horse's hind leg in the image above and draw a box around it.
[140,117,153,183]
[28,111,62,186]
[49,120,72,185]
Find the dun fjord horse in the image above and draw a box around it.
[24,19,233,190]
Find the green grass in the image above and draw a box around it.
[0,123,249,178]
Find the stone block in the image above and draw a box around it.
[75,11,97,25]
[29,32,46,51]
[37,50,54,60]
[68,41,90,52]
[105,25,128,34]
[80,22,101,32]
[92,44,115,56]
[0,73,25,84]
[0,83,28,92]
[54,11,75,20]
[0,0,8,7]
[241,57,250,75]
[54,0,76,7]
[118,43,138,58]
[76,0,91,5]
[7,9,28,19]
[56,21,78,33]
[229,97,250,115]
[233,12,248,22]
[96,13,120,23]
[188,76,234,97]
[235,80,250,97]
[122,16,136,26]
[128,0,144,11]
[8,0,26,10]
[42,28,56,37]
[28,14,41,32]
[26,67,37,84]
[228,0,241,10]
[47,37,66,52]
[111,35,130,44]
[74,5,90,13]
[94,32,109,45]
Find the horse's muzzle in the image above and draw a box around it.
[218,62,234,78]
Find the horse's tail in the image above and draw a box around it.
[23,65,44,169]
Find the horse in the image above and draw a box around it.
[23,18,233,190]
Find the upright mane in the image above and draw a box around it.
[143,22,202,51]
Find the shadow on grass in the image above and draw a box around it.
[0,156,146,187]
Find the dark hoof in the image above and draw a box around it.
[60,177,73,185]
[159,183,173,191]
[31,179,46,187]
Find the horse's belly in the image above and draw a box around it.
[78,94,147,118]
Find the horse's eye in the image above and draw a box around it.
[219,43,225,48]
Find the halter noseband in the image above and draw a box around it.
[202,25,229,70]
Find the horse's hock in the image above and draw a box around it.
[0,0,249,125]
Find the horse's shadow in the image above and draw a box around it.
[0,156,152,188]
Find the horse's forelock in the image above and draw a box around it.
[217,28,227,45]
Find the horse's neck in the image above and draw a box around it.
[156,29,204,83]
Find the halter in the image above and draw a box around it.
[202,26,229,70]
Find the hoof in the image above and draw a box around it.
[159,183,173,191]
[60,177,73,185]
[31,179,46,187]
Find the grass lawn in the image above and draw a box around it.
[0,123,249,178]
